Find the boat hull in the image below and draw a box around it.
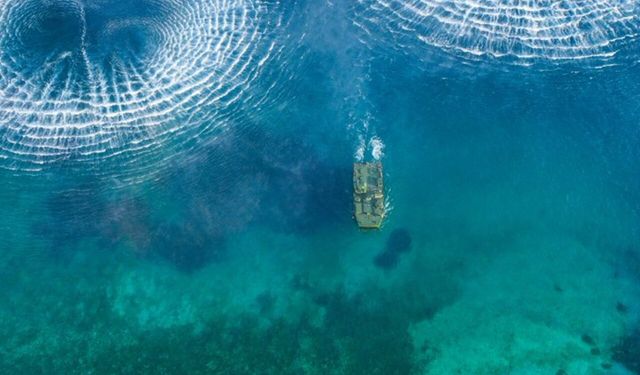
[353,162,385,229]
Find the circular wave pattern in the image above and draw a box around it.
[354,0,640,66]
[0,0,288,176]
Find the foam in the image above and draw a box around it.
[370,136,385,160]
[355,134,366,161]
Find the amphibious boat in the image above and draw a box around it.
[353,162,385,229]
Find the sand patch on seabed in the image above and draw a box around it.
[410,233,640,374]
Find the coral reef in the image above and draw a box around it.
[613,330,640,374]
[410,235,640,374]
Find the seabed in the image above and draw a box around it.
[0,0,640,373]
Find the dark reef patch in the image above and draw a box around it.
[255,291,277,315]
[100,197,153,251]
[235,126,352,234]
[167,124,352,238]
[149,222,226,273]
[35,186,226,272]
[32,178,160,261]
[33,123,353,271]
[616,301,628,314]
[313,289,418,374]
[612,330,640,373]
[0,284,422,374]
[374,228,413,270]
[581,333,596,347]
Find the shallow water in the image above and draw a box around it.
[1,0,640,373]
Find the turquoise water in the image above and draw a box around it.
[1,0,640,373]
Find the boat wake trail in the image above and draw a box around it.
[302,1,385,163]
[355,135,385,161]
[354,0,640,67]
[370,136,385,160]
[0,0,291,179]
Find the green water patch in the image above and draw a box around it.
[0,258,425,374]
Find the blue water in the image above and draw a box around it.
[1,0,640,373]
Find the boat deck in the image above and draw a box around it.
[353,162,385,229]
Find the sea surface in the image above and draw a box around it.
[1,0,640,374]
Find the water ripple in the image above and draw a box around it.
[0,0,293,181]
[353,0,640,67]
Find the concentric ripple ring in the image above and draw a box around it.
[0,0,289,177]
[354,0,640,66]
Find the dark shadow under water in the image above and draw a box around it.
[32,123,352,272]
[374,228,412,270]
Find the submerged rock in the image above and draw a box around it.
[616,301,628,314]
[374,228,412,270]
[581,333,596,346]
